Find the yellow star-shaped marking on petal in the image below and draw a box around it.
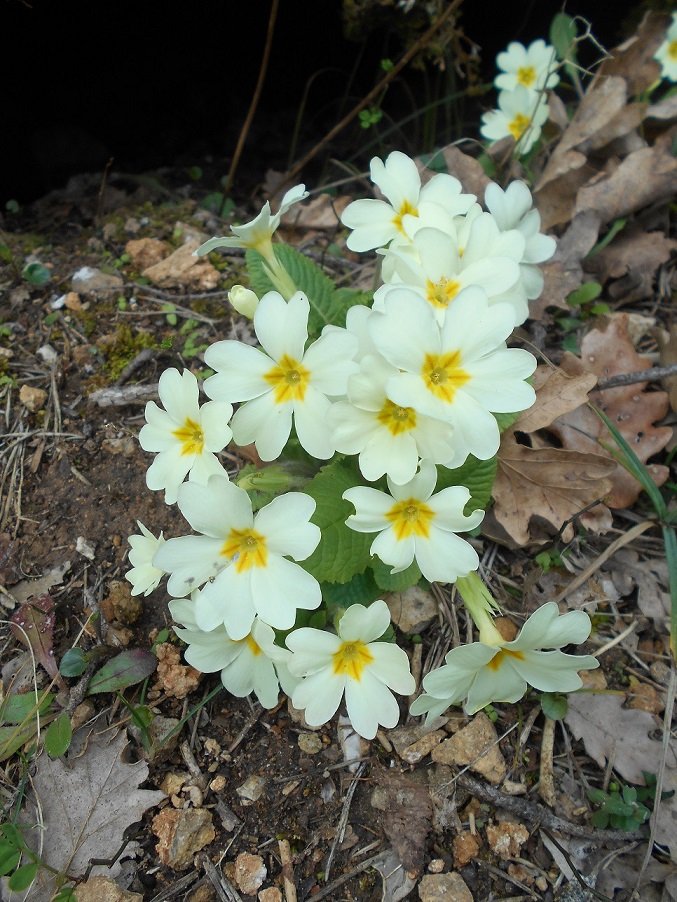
[487,648,526,671]
[377,400,417,436]
[172,417,205,455]
[332,640,374,681]
[386,497,435,541]
[426,277,462,310]
[516,65,537,87]
[508,113,531,141]
[392,199,419,236]
[221,528,268,573]
[264,354,311,404]
[421,351,470,403]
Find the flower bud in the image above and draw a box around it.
[228,285,259,318]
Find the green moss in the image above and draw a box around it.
[100,324,159,380]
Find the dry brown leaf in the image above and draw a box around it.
[549,314,671,508]
[533,210,601,318]
[18,731,165,900]
[658,323,677,414]
[565,691,676,785]
[584,228,677,304]
[493,366,614,545]
[596,11,670,96]
[575,137,677,226]
[438,144,492,200]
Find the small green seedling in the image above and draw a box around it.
[587,783,650,831]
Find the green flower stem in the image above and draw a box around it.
[456,572,505,646]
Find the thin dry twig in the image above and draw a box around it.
[278,837,298,902]
[301,853,384,902]
[200,853,243,902]
[539,716,557,808]
[596,363,677,391]
[324,761,366,882]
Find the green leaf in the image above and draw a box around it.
[321,571,381,609]
[8,861,38,892]
[0,722,43,762]
[301,459,374,583]
[550,12,577,62]
[0,691,54,725]
[87,649,157,695]
[22,262,51,286]
[44,712,72,757]
[371,559,421,592]
[567,281,602,306]
[434,456,496,514]
[540,692,568,720]
[53,887,77,902]
[587,787,608,805]
[0,844,21,877]
[585,217,627,259]
[0,243,13,264]
[590,809,609,829]
[59,647,88,677]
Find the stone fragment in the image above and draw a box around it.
[71,266,124,298]
[236,774,267,805]
[64,291,84,311]
[258,889,282,902]
[418,872,473,901]
[125,237,170,270]
[452,831,481,868]
[431,712,507,783]
[385,585,437,633]
[427,859,445,873]
[142,241,219,290]
[75,875,142,902]
[154,642,201,699]
[298,732,323,755]
[233,852,267,896]
[100,580,142,625]
[101,436,136,457]
[76,536,96,561]
[486,821,530,859]
[19,384,48,412]
[399,729,446,764]
[187,885,216,902]
[152,807,215,870]
[160,771,189,796]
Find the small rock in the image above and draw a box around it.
[209,775,226,792]
[19,384,48,412]
[37,344,59,365]
[427,859,445,873]
[580,668,607,690]
[142,241,219,290]
[418,872,473,902]
[152,807,215,870]
[399,729,446,764]
[385,585,437,633]
[76,536,97,561]
[508,863,534,886]
[64,291,85,311]
[75,875,142,902]
[125,237,170,270]
[124,217,141,234]
[107,625,133,646]
[134,714,181,762]
[233,852,267,896]
[258,889,282,902]
[160,772,189,796]
[452,832,480,868]
[102,436,137,457]
[298,732,323,755]
[236,774,267,805]
[431,713,506,784]
[100,580,142,625]
[154,643,201,699]
[71,266,124,298]
[486,821,529,860]
[628,677,664,714]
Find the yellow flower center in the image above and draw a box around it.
[221,528,268,573]
[426,277,462,310]
[264,353,310,404]
[332,640,374,681]
[516,65,537,87]
[172,417,204,456]
[486,648,526,672]
[421,351,470,403]
[385,497,435,541]
[377,400,417,435]
[392,199,419,236]
[669,40,677,62]
[508,113,531,141]
[245,635,262,656]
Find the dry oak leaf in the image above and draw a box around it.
[493,366,614,546]
[596,11,671,97]
[584,228,677,305]
[438,144,492,200]
[548,314,671,508]
[19,731,165,901]
[533,210,601,318]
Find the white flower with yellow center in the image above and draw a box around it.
[368,287,536,465]
[139,368,233,504]
[654,13,677,82]
[125,521,166,596]
[328,354,456,485]
[203,291,358,461]
[169,599,297,708]
[480,87,549,156]
[495,39,559,93]
[153,476,321,639]
[343,460,483,583]
[411,598,598,718]
[286,600,415,739]
[375,221,523,325]
[484,180,556,307]
[340,150,476,252]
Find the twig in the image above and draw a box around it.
[279,0,462,194]
[324,761,366,882]
[456,773,643,842]
[201,854,244,902]
[278,838,298,902]
[88,383,159,407]
[301,853,384,902]
[592,620,637,658]
[224,0,279,196]
[474,859,539,899]
[115,348,159,385]
[596,364,677,391]
[539,716,557,808]
[149,870,199,902]
[227,706,263,753]
[552,520,655,604]
[180,738,208,790]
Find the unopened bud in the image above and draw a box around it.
[228,285,259,318]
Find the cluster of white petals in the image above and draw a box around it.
[480,39,558,156]
[411,602,598,718]
[126,521,166,596]
[654,13,677,82]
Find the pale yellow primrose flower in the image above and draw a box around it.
[654,13,677,82]
[228,285,259,318]
[169,599,297,709]
[343,459,484,583]
[125,521,166,596]
[286,600,415,739]
[495,39,560,93]
[480,86,549,156]
[139,368,233,504]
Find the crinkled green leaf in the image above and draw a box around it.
[371,559,421,592]
[0,692,54,725]
[301,459,373,583]
[87,649,157,695]
[540,692,568,720]
[59,647,88,677]
[321,571,381,610]
[434,456,496,513]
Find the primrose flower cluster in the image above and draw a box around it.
[125,151,597,738]
[480,38,559,156]
[654,12,677,83]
